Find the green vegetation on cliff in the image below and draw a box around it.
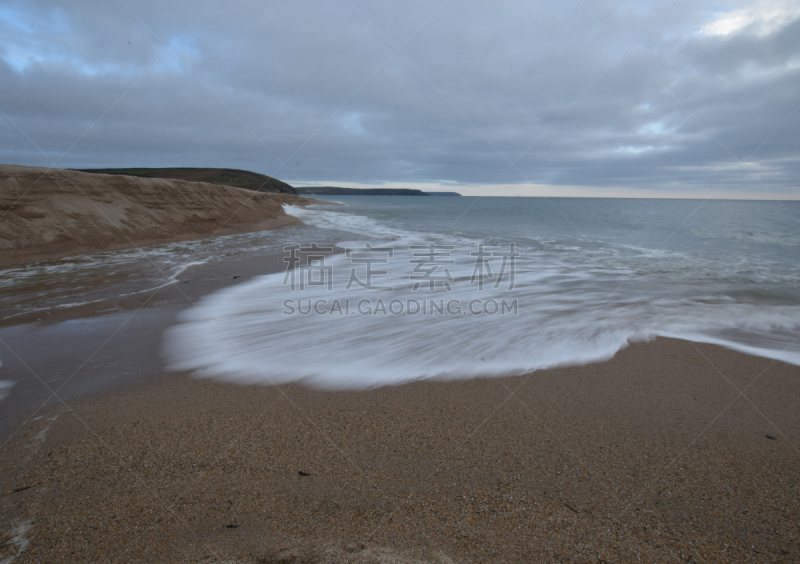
[74,167,296,194]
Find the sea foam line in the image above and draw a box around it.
[164,206,800,389]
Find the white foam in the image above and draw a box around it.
[284,204,412,241]
[163,221,800,390]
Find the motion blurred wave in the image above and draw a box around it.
[164,197,800,389]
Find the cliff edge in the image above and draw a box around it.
[0,165,312,267]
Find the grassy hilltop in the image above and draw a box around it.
[74,167,296,194]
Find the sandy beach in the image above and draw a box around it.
[4,0,799,559]
[0,170,798,562]
[1,251,798,563]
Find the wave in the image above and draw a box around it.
[164,206,800,390]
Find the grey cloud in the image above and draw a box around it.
[0,0,798,195]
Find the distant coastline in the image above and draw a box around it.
[295,186,461,196]
[72,168,463,196]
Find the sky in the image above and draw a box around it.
[1,0,799,198]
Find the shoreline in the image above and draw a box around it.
[0,236,799,561]
[0,250,295,329]
[0,247,344,439]
[0,165,317,269]
[1,336,798,562]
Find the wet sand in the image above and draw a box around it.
[1,255,799,562]
[0,251,305,436]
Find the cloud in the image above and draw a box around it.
[0,0,798,197]
[700,0,800,37]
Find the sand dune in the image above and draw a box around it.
[0,165,312,267]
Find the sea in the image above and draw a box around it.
[3,196,800,392]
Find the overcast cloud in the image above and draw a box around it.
[1,0,798,196]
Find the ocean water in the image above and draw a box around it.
[162,196,800,389]
[0,223,332,322]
